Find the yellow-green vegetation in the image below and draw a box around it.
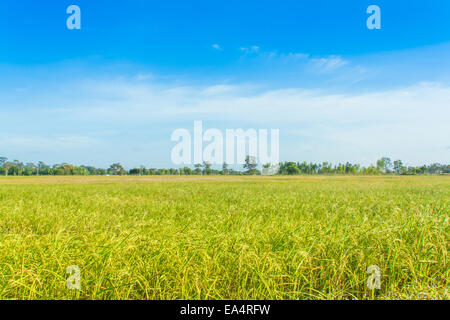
[0,176,448,300]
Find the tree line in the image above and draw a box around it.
[0,156,448,176]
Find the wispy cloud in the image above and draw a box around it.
[240,46,260,56]
[135,73,154,81]
[3,74,448,165]
[1,42,449,166]
[0,134,99,152]
[238,47,350,74]
[212,44,222,50]
[309,55,349,73]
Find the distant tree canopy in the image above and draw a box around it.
[0,156,448,176]
[243,156,259,175]
[107,163,126,176]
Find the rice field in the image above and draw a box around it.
[0,175,448,300]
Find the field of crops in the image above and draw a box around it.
[0,176,448,300]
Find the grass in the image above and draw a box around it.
[0,175,448,300]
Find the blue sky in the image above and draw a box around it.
[0,1,449,168]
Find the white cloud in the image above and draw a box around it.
[212,44,222,50]
[201,84,237,96]
[240,46,260,55]
[239,48,349,73]
[309,55,349,72]
[0,134,99,151]
[135,73,153,81]
[1,63,449,165]
[36,79,449,126]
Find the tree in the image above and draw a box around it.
[202,161,212,175]
[61,163,74,175]
[180,167,192,175]
[286,162,300,175]
[222,163,229,175]
[129,168,143,175]
[243,156,258,175]
[382,157,392,173]
[194,163,202,175]
[73,166,89,175]
[37,161,50,175]
[429,163,444,175]
[393,160,404,175]
[108,163,126,175]
[6,162,20,176]
[0,157,7,176]
[374,157,393,174]
[25,163,37,176]
[0,154,447,177]
[13,160,24,171]
[376,158,386,173]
